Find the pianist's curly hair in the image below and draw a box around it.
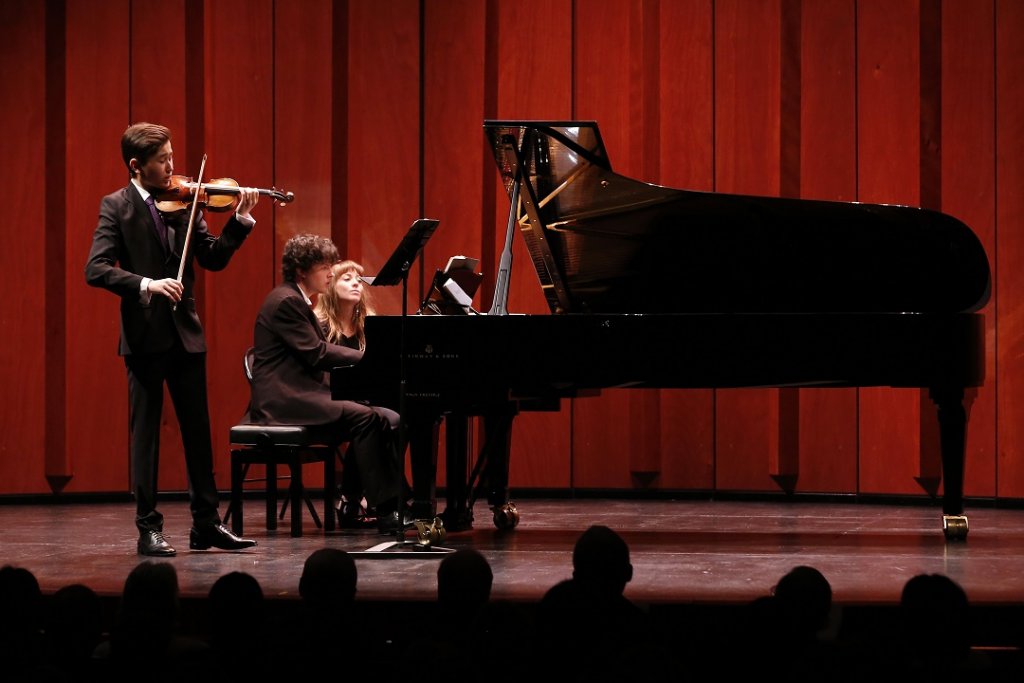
[314,260,376,351]
[281,234,339,283]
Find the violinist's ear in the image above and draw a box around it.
[129,159,139,176]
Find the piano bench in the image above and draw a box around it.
[224,424,340,538]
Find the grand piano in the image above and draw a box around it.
[331,120,990,540]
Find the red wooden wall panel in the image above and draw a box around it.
[0,1,47,494]
[857,0,930,496]
[495,0,573,489]
[347,0,421,315]
[796,0,858,493]
[64,0,131,494]
[942,0,996,497]
[714,0,783,492]
[996,0,1024,497]
[657,0,715,490]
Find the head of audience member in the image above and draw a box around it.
[0,565,43,656]
[572,525,633,596]
[281,233,340,298]
[772,565,833,637]
[299,548,357,611]
[900,572,971,661]
[437,549,493,618]
[45,583,104,664]
[111,561,181,656]
[315,260,375,348]
[207,571,264,648]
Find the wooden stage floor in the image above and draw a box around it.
[3,495,1024,610]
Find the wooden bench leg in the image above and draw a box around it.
[289,458,303,537]
[266,461,278,531]
[324,456,336,532]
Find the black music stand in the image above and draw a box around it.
[349,218,454,557]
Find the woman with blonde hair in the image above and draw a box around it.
[314,260,403,529]
[315,260,375,350]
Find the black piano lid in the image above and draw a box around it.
[483,120,991,316]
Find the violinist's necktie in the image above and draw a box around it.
[144,195,170,253]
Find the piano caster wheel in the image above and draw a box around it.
[493,502,520,530]
[942,514,969,541]
[414,517,447,547]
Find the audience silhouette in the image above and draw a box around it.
[96,560,211,683]
[0,565,45,681]
[537,525,662,682]
[4,541,1023,682]
[204,571,265,679]
[44,583,104,682]
[402,548,531,683]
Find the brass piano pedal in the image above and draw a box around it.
[492,502,520,531]
[942,514,969,541]
[414,517,447,547]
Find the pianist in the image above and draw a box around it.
[248,234,411,534]
[313,259,401,529]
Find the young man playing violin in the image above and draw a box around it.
[85,122,259,556]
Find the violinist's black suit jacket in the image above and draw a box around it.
[85,182,252,532]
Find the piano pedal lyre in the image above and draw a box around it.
[942,514,969,541]
[413,517,447,547]
[492,502,520,531]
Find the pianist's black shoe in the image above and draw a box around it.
[189,523,257,551]
[138,530,176,557]
[377,507,416,535]
[337,500,378,530]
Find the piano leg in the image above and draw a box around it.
[929,386,968,541]
[474,406,519,530]
[407,414,441,520]
[440,413,474,532]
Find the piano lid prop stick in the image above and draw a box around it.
[488,172,520,316]
[172,153,208,312]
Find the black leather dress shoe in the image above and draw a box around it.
[377,509,416,535]
[337,501,378,530]
[138,530,176,557]
[189,523,257,551]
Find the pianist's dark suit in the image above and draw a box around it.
[84,182,252,533]
[249,282,403,507]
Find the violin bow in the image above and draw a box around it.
[172,153,207,311]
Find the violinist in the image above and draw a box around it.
[85,121,258,557]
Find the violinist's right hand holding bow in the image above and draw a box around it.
[148,277,183,303]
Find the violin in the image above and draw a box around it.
[154,175,295,214]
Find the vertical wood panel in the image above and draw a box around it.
[0,1,47,493]
[347,0,421,315]
[797,0,858,493]
[714,0,783,491]
[996,0,1024,497]
[65,0,132,493]
[857,0,926,496]
[657,0,715,490]
[203,0,276,488]
[942,0,996,497]
[496,0,573,489]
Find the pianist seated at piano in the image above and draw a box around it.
[313,259,401,529]
[248,234,412,534]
